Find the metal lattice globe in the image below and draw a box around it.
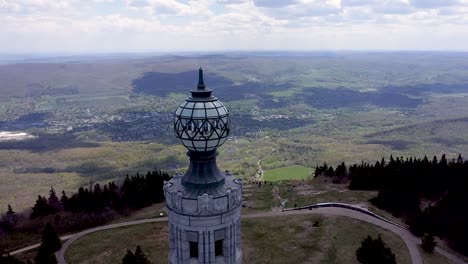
[174,69,230,152]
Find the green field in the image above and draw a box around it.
[64,215,413,264]
[263,165,313,181]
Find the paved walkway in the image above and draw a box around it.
[10,204,468,264]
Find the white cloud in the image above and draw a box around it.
[1,0,468,52]
[341,0,378,7]
[253,0,297,8]
[409,0,460,9]
[250,0,342,20]
[216,0,247,4]
[0,0,73,13]
[125,0,213,16]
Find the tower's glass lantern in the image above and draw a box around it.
[174,68,230,152]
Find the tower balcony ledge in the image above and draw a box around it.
[164,174,243,217]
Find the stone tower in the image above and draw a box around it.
[164,68,243,264]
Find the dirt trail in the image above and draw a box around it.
[272,186,287,209]
[255,148,275,181]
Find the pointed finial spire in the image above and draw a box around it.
[197,67,205,89]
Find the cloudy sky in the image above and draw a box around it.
[1,0,468,53]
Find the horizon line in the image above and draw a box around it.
[2,49,468,55]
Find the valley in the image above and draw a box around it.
[1,52,468,211]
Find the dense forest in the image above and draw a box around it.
[0,171,171,254]
[316,154,468,256]
[30,170,170,218]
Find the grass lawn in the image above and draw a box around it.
[65,223,169,264]
[242,215,412,264]
[242,178,377,212]
[65,215,412,264]
[263,165,313,181]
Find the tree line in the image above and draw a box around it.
[0,170,171,258]
[30,170,170,219]
[316,154,468,256]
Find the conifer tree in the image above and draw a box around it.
[31,195,54,219]
[3,204,18,226]
[48,187,61,212]
[314,164,320,177]
[60,191,69,211]
[7,204,15,215]
[440,154,448,167]
[421,233,437,253]
[34,223,60,264]
[325,166,335,177]
[41,223,61,253]
[34,246,58,264]
[122,249,136,264]
[134,245,151,264]
[93,183,104,209]
[356,235,396,264]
